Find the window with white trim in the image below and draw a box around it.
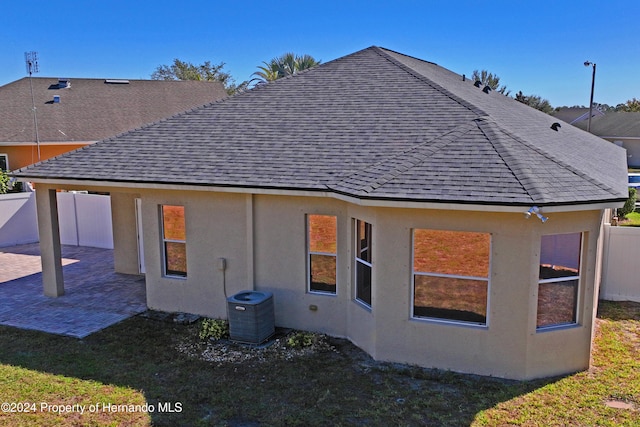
[307,214,337,294]
[161,205,187,277]
[412,229,490,325]
[355,219,372,306]
[0,154,8,171]
[537,233,582,329]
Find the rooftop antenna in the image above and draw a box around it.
[25,51,41,161]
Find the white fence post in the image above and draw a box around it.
[75,193,113,248]
[56,192,79,246]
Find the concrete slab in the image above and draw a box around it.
[0,243,147,338]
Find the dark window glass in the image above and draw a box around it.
[355,220,372,306]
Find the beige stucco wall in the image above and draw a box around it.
[132,190,603,379]
[110,192,140,275]
[33,183,606,380]
[366,207,603,379]
[139,190,252,316]
[608,137,640,167]
[525,210,602,379]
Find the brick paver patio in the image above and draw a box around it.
[0,243,147,338]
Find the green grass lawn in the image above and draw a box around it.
[0,301,639,426]
[620,211,640,226]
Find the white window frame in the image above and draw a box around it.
[411,229,491,327]
[0,154,8,171]
[354,219,372,308]
[536,232,583,331]
[307,214,337,295]
[161,205,187,279]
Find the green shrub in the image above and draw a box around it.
[617,187,637,219]
[0,170,9,194]
[199,318,229,341]
[286,331,316,349]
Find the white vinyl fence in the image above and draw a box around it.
[600,224,640,302]
[0,193,39,247]
[0,192,113,249]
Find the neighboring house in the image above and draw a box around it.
[572,112,640,167]
[552,106,605,125]
[0,77,227,171]
[13,47,628,380]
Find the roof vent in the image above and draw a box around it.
[550,122,561,131]
[482,85,492,94]
[53,95,60,103]
[58,78,71,88]
[104,79,130,84]
[474,80,482,87]
[462,74,466,82]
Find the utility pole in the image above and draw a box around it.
[25,51,41,161]
[584,61,596,133]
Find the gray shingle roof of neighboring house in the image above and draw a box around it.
[552,107,605,125]
[13,47,629,207]
[0,77,227,143]
[573,112,640,138]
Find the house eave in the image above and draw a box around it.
[17,176,626,213]
[0,140,96,146]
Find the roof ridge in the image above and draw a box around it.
[476,117,621,201]
[372,47,487,117]
[328,121,479,194]
[474,118,539,203]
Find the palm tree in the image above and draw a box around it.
[251,60,283,83]
[295,54,320,71]
[250,53,321,85]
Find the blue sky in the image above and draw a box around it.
[2,0,638,107]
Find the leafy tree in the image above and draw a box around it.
[0,170,9,194]
[617,98,640,112]
[617,187,637,219]
[251,53,321,85]
[514,91,554,114]
[471,69,510,95]
[151,59,248,95]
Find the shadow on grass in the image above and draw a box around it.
[598,299,640,321]
[0,314,567,426]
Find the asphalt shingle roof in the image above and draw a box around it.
[13,47,628,207]
[0,77,227,143]
[573,112,640,138]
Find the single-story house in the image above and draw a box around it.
[13,46,628,380]
[552,106,605,126]
[0,77,227,171]
[573,112,640,167]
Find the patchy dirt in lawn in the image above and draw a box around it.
[175,328,340,366]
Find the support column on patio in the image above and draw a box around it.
[36,187,65,297]
[111,192,142,275]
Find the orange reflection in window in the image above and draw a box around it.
[413,229,490,278]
